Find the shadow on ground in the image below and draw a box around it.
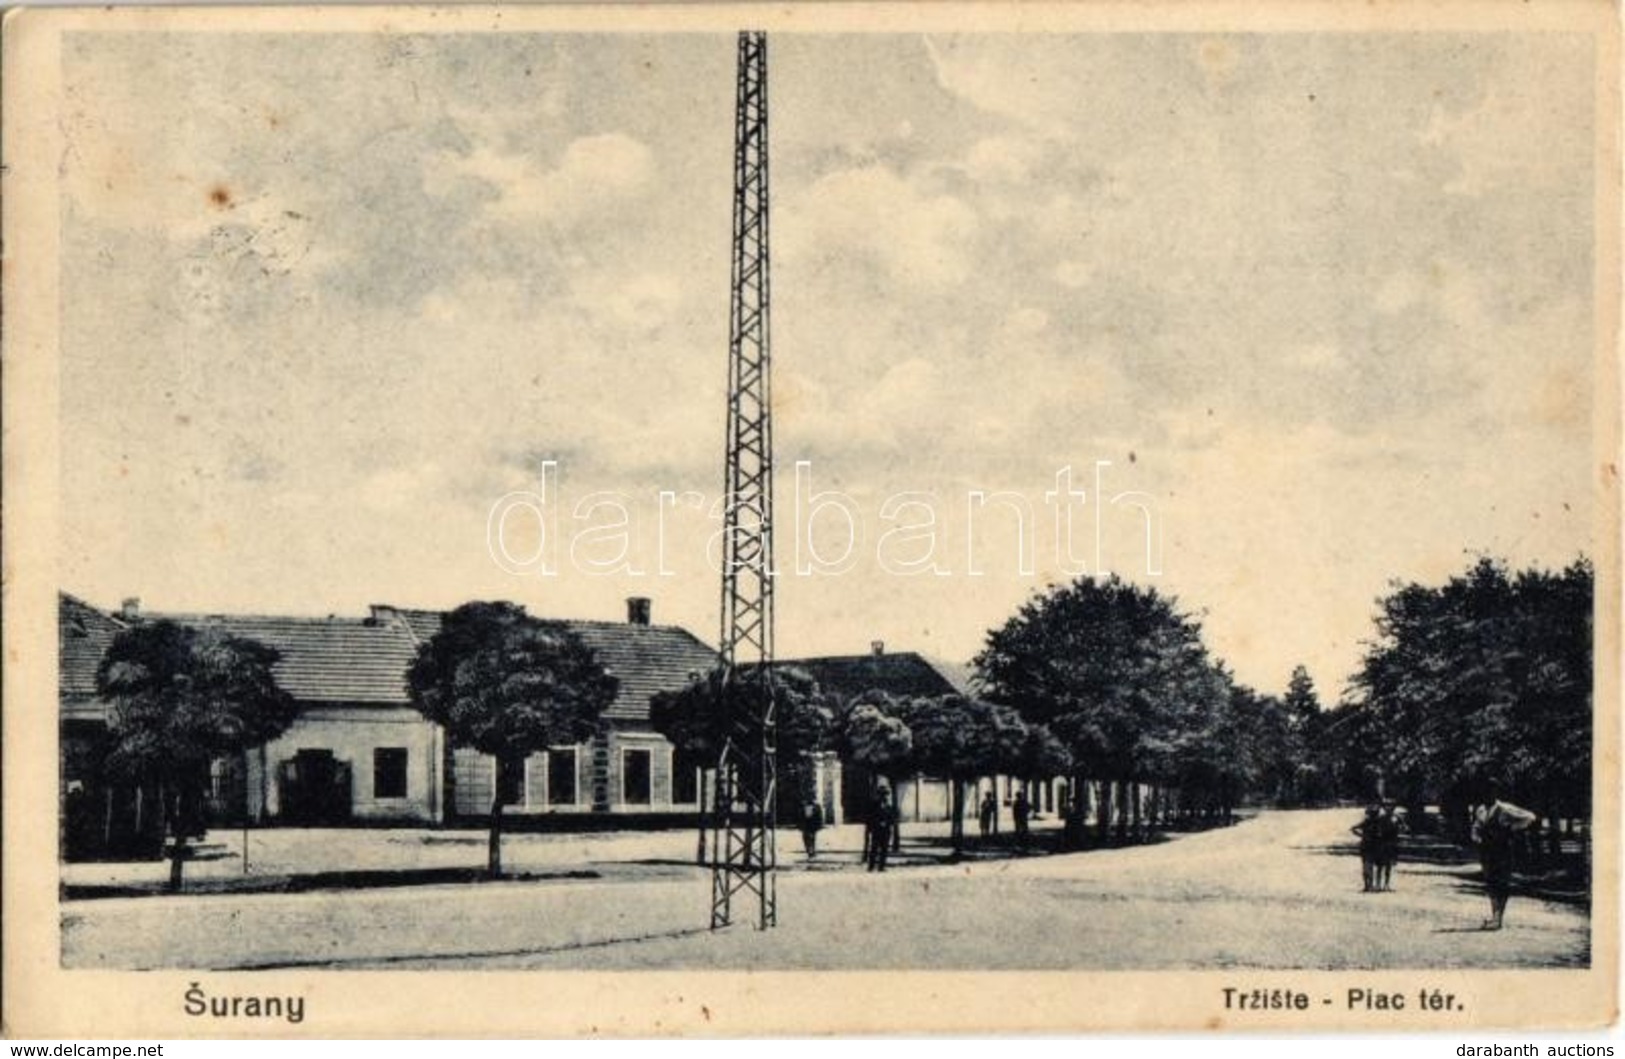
[63,866,602,901]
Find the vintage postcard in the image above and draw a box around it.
[3,0,1619,1038]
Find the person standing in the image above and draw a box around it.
[1351,805,1380,892]
[799,800,824,861]
[978,789,998,841]
[1473,801,1532,930]
[1012,789,1031,849]
[866,788,894,872]
[1373,804,1403,892]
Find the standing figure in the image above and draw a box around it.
[978,790,998,840]
[866,788,894,873]
[1373,804,1403,892]
[799,800,824,861]
[1351,805,1380,892]
[1012,789,1031,849]
[1473,801,1534,930]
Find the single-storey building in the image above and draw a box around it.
[59,593,722,855]
[784,643,1065,826]
[782,644,973,824]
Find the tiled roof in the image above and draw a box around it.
[782,651,975,702]
[59,593,128,697]
[372,607,719,721]
[163,614,421,704]
[62,596,718,719]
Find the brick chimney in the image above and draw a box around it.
[627,597,652,626]
[871,640,885,656]
[120,597,141,620]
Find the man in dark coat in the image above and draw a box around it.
[1473,800,1534,929]
[799,800,824,861]
[1373,804,1403,892]
[978,790,998,840]
[1351,805,1380,892]
[866,788,894,872]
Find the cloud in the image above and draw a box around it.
[782,165,979,289]
[55,31,1596,700]
[921,36,1072,138]
[430,132,655,225]
[963,135,1046,184]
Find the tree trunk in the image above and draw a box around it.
[1063,771,1087,848]
[168,837,187,892]
[1096,780,1112,843]
[695,768,708,866]
[164,785,186,893]
[488,795,504,878]
[950,779,966,854]
[890,774,903,852]
[1131,781,1143,843]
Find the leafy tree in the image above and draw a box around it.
[1346,556,1592,847]
[650,668,730,767]
[1013,724,1073,784]
[408,602,617,877]
[901,695,1027,853]
[1272,665,1323,806]
[96,620,298,891]
[767,666,840,804]
[650,664,835,860]
[841,694,915,787]
[836,690,915,850]
[975,575,1230,845]
[1283,665,1321,730]
[650,668,730,862]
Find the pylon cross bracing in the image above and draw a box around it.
[709,29,777,932]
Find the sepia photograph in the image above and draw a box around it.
[3,0,1618,1037]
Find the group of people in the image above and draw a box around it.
[798,783,1038,873]
[1350,798,1537,931]
[978,789,1031,846]
[1350,803,1403,892]
[796,788,895,871]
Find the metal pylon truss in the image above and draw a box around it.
[709,29,776,932]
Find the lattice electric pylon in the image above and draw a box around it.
[709,29,777,932]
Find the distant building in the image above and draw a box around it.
[373,603,718,823]
[59,593,718,857]
[783,643,1065,826]
[61,592,1039,855]
[781,642,975,825]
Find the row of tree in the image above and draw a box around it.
[1318,557,1593,846]
[649,575,1328,853]
[973,575,1324,845]
[86,555,1592,888]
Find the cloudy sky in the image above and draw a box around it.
[58,29,1597,699]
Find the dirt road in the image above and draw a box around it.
[61,808,1588,970]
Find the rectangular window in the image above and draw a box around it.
[622,748,652,806]
[671,748,701,805]
[547,748,578,806]
[373,748,408,799]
